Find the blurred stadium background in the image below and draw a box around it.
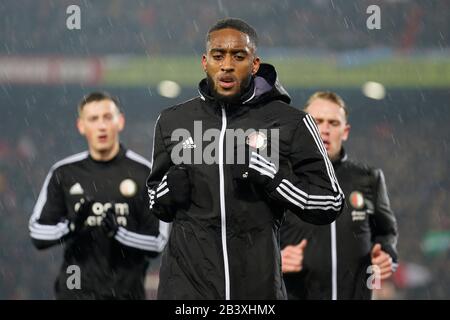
[0,0,448,299]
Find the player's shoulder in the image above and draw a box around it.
[263,99,300,114]
[262,100,309,123]
[123,149,152,170]
[50,151,89,173]
[343,157,382,178]
[159,97,203,120]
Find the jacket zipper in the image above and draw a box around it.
[219,105,231,300]
[331,221,337,300]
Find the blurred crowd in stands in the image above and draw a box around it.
[1,0,448,55]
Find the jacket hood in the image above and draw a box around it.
[198,63,291,106]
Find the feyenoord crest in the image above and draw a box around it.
[246,131,267,150]
[349,191,365,209]
[120,179,137,197]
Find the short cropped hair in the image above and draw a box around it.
[304,91,348,122]
[78,92,122,116]
[206,18,258,50]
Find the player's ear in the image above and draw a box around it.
[342,124,351,141]
[118,113,125,132]
[252,56,260,75]
[201,54,208,72]
[77,118,85,136]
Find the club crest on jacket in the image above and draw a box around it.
[120,179,137,197]
[349,191,364,209]
[246,131,267,150]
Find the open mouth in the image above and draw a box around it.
[98,134,108,143]
[218,76,237,89]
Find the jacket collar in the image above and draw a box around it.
[332,147,348,167]
[88,143,126,165]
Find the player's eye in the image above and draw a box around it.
[330,120,340,126]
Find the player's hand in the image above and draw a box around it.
[371,243,393,280]
[166,164,191,209]
[281,239,308,273]
[70,197,94,233]
[101,204,119,238]
[232,140,281,191]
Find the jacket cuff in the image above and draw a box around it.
[380,243,399,272]
[149,174,171,209]
[264,171,284,193]
[148,175,177,222]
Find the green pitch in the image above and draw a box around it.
[103,55,450,88]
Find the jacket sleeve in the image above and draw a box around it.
[267,114,344,225]
[280,211,308,249]
[115,176,170,255]
[369,168,399,267]
[146,114,177,222]
[29,167,71,250]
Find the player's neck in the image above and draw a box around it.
[89,143,120,162]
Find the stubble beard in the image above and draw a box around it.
[207,73,252,105]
